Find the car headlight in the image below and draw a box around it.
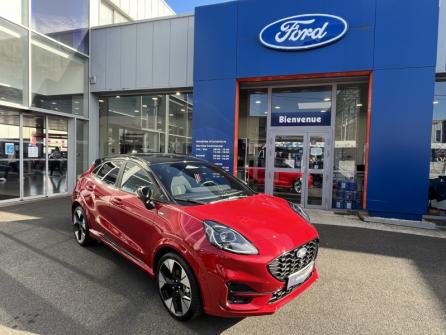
[203,220,258,255]
[289,202,311,222]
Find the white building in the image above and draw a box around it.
[90,0,175,27]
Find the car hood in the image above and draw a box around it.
[181,194,317,245]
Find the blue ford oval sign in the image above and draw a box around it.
[259,14,348,51]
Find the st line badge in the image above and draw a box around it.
[259,14,348,51]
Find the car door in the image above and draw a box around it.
[108,161,166,263]
[87,160,124,238]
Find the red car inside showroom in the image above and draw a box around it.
[72,154,319,320]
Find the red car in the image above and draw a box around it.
[72,154,319,320]
[248,159,313,193]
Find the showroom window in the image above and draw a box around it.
[99,93,193,157]
[0,17,28,107]
[237,89,268,193]
[168,93,193,155]
[31,0,89,54]
[428,79,446,215]
[31,33,88,116]
[76,119,89,178]
[0,110,20,201]
[272,86,332,125]
[333,83,368,210]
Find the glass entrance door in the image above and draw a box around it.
[265,131,331,208]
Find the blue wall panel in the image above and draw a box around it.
[374,0,439,70]
[192,79,236,173]
[236,0,375,78]
[194,3,238,81]
[368,67,435,219]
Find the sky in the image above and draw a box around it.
[166,0,232,14]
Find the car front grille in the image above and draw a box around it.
[268,239,319,282]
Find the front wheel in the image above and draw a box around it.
[72,206,94,246]
[156,252,202,321]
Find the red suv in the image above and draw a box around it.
[72,154,319,320]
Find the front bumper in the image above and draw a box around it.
[197,241,319,317]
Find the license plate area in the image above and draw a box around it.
[286,261,314,290]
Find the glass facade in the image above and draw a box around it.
[47,116,68,194]
[22,112,46,197]
[429,80,446,215]
[0,17,28,106]
[0,0,28,26]
[333,83,368,210]
[31,33,88,116]
[237,89,268,193]
[76,119,89,177]
[32,0,89,54]
[0,0,89,202]
[271,87,332,124]
[0,110,20,201]
[99,93,193,157]
[238,82,368,210]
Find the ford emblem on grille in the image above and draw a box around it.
[296,247,307,258]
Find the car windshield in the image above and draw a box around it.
[150,161,255,205]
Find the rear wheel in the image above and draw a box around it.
[72,206,94,246]
[156,252,202,321]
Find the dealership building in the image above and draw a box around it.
[0,0,446,222]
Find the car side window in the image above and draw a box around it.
[96,160,123,186]
[92,163,102,176]
[120,162,165,201]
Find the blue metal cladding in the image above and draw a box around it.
[192,0,439,220]
[368,68,436,220]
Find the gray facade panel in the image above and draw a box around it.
[106,28,121,89]
[91,15,194,93]
[136,22,154,88]
[153,20,171,88]
[187,16,194,86]
[121,24,137,89]
[91,28,107,91]
[169,17,189,87]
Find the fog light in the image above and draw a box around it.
[227,282,255,305]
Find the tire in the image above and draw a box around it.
[72,206,95,246]
[293,179,302,194]
[156,252,202,321]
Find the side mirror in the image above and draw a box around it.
[136,185,156,210]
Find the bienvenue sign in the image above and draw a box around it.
[271,112,331,127]
[259,14,348,50]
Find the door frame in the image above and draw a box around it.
[265,129,333,209]
[263,85,337,209]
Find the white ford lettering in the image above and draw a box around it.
[275,20,329,43]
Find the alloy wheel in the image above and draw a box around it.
[73,208,87,244]
[293,179,302,193]
[158,258,192,317]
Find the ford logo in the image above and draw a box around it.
[259,14,348,51]
[296,247,307,258]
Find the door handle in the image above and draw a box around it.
[86,184,95,192]
[111,197,123,206]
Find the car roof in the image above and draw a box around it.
[98,153,205,166]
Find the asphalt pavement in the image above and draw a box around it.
[0,197,445,335]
